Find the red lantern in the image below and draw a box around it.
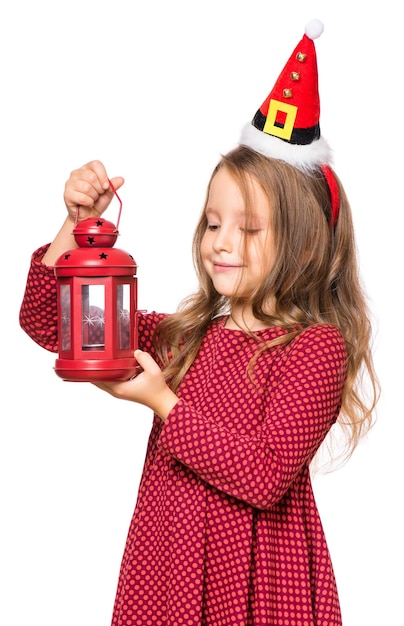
[53,185,138,382]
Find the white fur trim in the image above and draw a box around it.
[239,123,333,172]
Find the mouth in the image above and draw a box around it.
[212,261,243,273]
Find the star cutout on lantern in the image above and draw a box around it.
[99,252,108,259]
[96,220,104,226]
[82,313,105,327]
[94,315,105,327]
[83,314,96,327]
[64,253,71,260]
[87,236,95,245]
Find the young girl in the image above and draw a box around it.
[19,21,379,626]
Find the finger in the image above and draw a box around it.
[64,183,100,209]
[66,161,109,202]
[64,166,124,215]
[134,349,161,374]
[82,160,111,192]
[92,381,114,394]
[92,380,123,399]
[95,175,125,212]
[84,163,124,199]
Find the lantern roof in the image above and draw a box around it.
[54,247,137,277]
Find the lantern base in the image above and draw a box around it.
[54,357,139,382]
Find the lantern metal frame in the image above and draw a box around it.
[53,186,139,382]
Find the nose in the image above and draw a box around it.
[212,226,234,253]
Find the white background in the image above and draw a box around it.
[1,2,402,625]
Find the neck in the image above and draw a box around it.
[227,296,279,331]
[225,309,268,332]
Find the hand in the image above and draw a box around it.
[64,160,125,222]
[93,350,179,421]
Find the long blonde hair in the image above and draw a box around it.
[154,145,379,466]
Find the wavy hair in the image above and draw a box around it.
[154,145,379,468]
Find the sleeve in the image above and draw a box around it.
[137,311,168,356]
[157,325,347,509]
[19,244,59,353]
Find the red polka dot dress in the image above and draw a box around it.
[20,246,347,626]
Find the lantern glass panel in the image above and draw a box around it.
[117,283,130,349]
[61,284,71,351]
[82,284,105,350]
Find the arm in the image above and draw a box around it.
[19,161,125,349]
[157,325,347,509]
[93,325,347,506]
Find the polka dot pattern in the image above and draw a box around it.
[20,246,347,625]
[19,245,59,353]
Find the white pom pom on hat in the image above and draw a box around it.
[305,19,324,40]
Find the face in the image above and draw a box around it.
[200,166,274,301]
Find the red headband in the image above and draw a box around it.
[320,165,340,228]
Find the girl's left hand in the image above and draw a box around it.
[93,350,179,421]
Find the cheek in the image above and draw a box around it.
[200,233,210,261]
[249,236,274,275]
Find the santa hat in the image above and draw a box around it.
[240,19,339,225]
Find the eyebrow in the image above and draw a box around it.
[205,207,247,218]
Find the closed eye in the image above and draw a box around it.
[207,224,220,231]
[240,228,262,235]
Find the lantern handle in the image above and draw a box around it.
[74,179,123,232]
[108,180,123,232]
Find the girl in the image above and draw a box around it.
[19,21,379,626]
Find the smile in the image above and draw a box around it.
[212,262,243,273]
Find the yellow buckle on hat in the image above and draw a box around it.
[263,99,298,140]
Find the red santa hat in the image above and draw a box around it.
[240,19,331,172]
[240,19,339,225]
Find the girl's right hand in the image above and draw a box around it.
[41,160,125,267]
[64,160,125,222]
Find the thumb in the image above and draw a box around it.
[109,175,125,192]
[134,349,161,374]
[95,176,125,215]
